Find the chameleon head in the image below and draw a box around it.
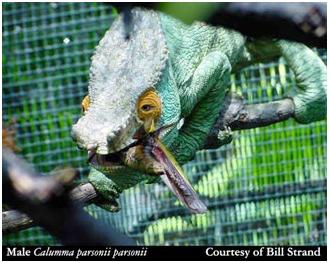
[71,8,169,155]
[75,89,206,214]
[73,88,162,153]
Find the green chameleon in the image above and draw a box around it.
[71,8,326,213]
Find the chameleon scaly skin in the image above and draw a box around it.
[71,8,326,212]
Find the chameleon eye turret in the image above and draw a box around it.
[137,89,161,133]
[81,95,90,113]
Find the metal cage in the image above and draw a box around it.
[2,3,327,246]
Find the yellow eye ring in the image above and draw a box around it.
[137,89,161,121]
[81,95,90,113]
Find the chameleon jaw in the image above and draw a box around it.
[87,134,148,172]
[88,150,126,171]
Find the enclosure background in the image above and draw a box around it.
[2,3,327,245]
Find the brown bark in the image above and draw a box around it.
[204,93,295,149]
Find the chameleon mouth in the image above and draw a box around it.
[87,138,141,170]
[88,150,125,170]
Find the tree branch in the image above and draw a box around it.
[3,182,99,234]
[204,93,295,149]
[2,149,135,245]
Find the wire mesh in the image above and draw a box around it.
[2,3,327,246]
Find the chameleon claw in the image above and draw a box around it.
[217,125,233,147]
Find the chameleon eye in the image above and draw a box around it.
[81,95,90,113]
[141,104,152,111]
[137,89,161,120]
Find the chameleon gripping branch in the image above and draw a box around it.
[3,92,297,234]
[204,93,296,148]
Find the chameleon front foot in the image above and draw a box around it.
[217,126,233,147]
[88,168,122,212]
[96,198,121,213]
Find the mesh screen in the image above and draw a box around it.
[3,3,327,246]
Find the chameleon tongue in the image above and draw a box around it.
[150,137,207,214]
[127,125,207,213]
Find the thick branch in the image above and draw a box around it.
[204,93,295,149]
[2,210,33,234]
[3,182,98,234]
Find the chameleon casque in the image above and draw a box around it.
[71,8,327,213]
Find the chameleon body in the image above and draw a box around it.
[71,9,326,212]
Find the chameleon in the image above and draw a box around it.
[71,8,327,213]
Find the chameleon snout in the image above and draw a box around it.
[71,111,142,155]
[71,122,99,151]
